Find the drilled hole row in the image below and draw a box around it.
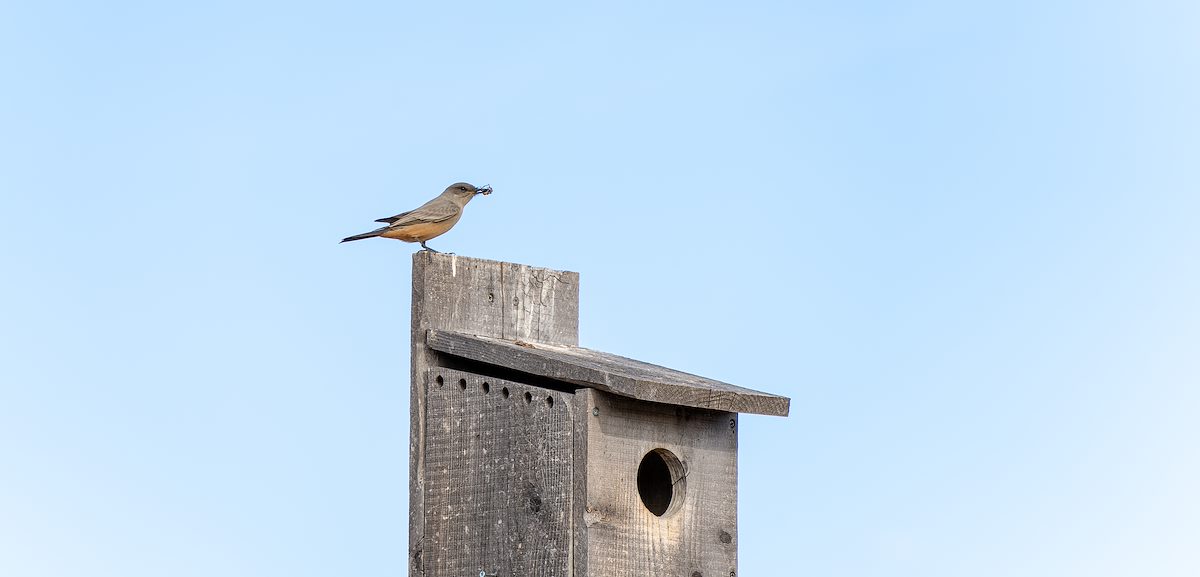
[434,374,556,408]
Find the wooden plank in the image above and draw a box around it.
[412,252,579,347]
[571,385,592,577]
[579,388,739,577]
[421,368,574,577]
[411,253,580,576]
[425,329,791,417]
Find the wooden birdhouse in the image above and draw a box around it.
[408,253,789,577]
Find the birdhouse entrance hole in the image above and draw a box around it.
[637,448,686,517]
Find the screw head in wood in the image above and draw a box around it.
[592,407,600,416]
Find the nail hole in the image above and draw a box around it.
[435,375,444,387]
[545,396,554,407]
[459,378,467,390]
[481,382,490,394]
[501,387,510,399]
[523,392,532,404]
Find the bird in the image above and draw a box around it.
[341,182,493,251]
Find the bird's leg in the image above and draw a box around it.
[419,241,440,253]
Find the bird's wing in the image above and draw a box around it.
[378,198,460,228]
[375,210,410,224]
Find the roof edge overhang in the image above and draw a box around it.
[425,329,790,417]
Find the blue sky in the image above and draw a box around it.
[2,1,1198,575]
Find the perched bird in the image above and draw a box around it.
[341,182,493,251]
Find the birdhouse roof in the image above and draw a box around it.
[426,329,790,416]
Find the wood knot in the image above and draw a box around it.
[525,482,543,513]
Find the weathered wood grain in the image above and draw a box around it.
[571,386,591,577]
[411,253,580,576]
[422,368,574,577]
[426,329,791,417]
[577,388,739,577]
[412,252,579,348]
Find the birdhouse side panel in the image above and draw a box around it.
[578,389,738,577]
[420,368,575,577]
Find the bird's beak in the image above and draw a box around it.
[475,185,493,195]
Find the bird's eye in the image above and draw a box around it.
[459,186,468,191]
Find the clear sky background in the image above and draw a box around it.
[2,1,1198,575]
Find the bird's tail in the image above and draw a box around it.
[340,229,385,243]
